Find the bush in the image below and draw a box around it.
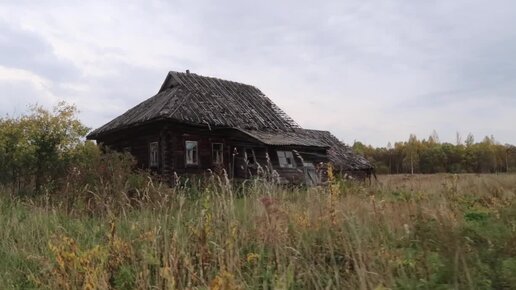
[0,102,89,195]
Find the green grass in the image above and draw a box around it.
[1,174,515,289]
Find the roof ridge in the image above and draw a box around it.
[170,71,299,130]
[170,71,260,91]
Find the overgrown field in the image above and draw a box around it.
[1,173,516,289]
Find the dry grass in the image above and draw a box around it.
[1,173,515,289]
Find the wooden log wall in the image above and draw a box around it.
[96,121,328,184]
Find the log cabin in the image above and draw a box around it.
[86,70,372,184]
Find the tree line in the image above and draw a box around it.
[353,131,516,174]
[2,102,514,197]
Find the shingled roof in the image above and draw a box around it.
[87,71,300,139]
[303,129,373,171]
[86,71,373,171]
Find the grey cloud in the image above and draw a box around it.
[0,22,79,82]
[0,81,52,115]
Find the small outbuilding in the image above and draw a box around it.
[87,71,372,184]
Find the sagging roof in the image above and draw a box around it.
[86,70,373,171]
[87,71,299,139]
[303,129,373,171]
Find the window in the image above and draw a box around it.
[149,142,158,167]
[212,143,224,164]
[277,151,296,168]
[185,141,198,165]
[245,148,256,165]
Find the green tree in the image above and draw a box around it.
[0,118,34,194]
[419,144,447,173]
[507,145,516,172]
[465,133,475,147]
[352,131,515,175]
[404,134,419,174]
[0,102,89,194]
[441,143,464,173]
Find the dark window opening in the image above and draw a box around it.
[212,143,224,164]
[149,142,158,167]
[277,151,296,168]
[245,149,256,165]
[186,141,198,165]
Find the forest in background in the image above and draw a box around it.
[353,132,516,175]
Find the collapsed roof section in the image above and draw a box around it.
[302,129,373,171]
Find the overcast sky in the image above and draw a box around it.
[1,0,515,146]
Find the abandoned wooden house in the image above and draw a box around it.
[86,71,372,184]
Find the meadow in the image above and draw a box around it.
[1,172,515,290]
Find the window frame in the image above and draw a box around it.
[149,142,159,168]
[277,150,296,168]
[212,143,224,165]
[185,140,199,166]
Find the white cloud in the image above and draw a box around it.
[0,66,58,113]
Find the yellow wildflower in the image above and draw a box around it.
[246,253,260,264]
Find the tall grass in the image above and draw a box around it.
[1,173,515,289]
